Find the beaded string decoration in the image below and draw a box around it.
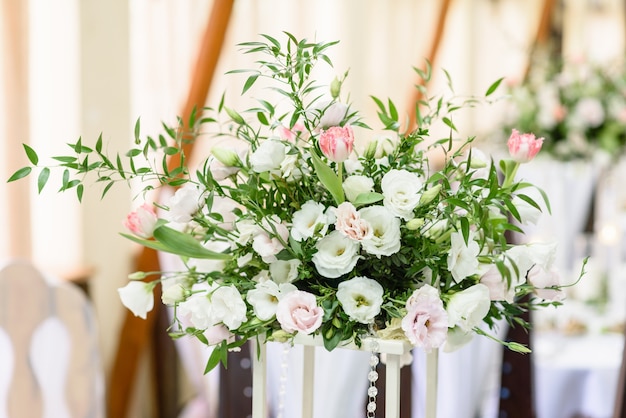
[367,339,380,417]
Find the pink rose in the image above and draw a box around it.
[124,203,158,238]
[507,129,544,163]
[401,285,449,352]
[319,125,355,162]
[334,202,372,241]
[275,290,323,335]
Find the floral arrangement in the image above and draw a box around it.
[9,33,574,371]
[499,58,626,160]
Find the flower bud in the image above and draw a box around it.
[211,147,241,167]
[419,184,442,205]
[330,77,342,99]
[405,218,425,230]
[128,271,147,280]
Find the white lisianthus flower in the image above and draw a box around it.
[249,140,287,174]
[527,265,563,301]
[246,281,298,320]
[505,241,557,282]
[447,230,480,282]
[342,175,374,203]
[443,326,474,353]
[317,101,349,129]
[446,284,491,332]
[209,140,248,181]
[343,157,364,174]
[235,219,261,245]
[312,231,360,278]
[359,205,401,256]
[161,283,186,306]
[512,195,542,225]
[381,169,423,220]
[252,216,290,263]
[178,289,213,329]
[188,240,230,273]
[269,259,301,283]
[237,252,254,268]
[118,281,155,319]
[291,200,330,241]
[210,285,247,330]
[280,152,300,180]
[166,183,205,223]
[479,263,518,303]
[336,276,384,324]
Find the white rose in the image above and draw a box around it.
[336,276,384,324]
[342,175,375,203]
[210,285,247,330]
[381,169,423,220]
[246,281,298,320]
[290,200,330,241]
[446,284,491,332]
[118,281,155,319]
[269,259,301,283]
[250,140,287,174]
[447,230,480,282]
[312,231,360,278]
[166,183,204,223]
[359,206,401,257]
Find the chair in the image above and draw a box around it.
[0,260,104,418]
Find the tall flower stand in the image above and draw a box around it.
[252,335,439,418]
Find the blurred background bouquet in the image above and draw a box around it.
[500,58,626,161]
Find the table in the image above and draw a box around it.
[533,332,624,418]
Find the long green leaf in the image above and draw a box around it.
[309,152,344,205]
[23,144,38,165]
[7,167,31,182]
[123,226,231,260]
[37,167,50,193]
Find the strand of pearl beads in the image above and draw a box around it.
[367,339,380,417]
[276,342,290,418]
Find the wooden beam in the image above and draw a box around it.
[406,0,452,132]
[106,2,234,417]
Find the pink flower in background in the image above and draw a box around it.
[401,284,448,352]
[319,125,355,162]
[124,203,158,238]
[276,290,323,334]
[507,129,544,163]
[278,122,306,142]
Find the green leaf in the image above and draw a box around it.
[37,167,50,193]
[23,144,39,165]
[225,107,245,125]
[485,77,504,97]
[459,216,470,244]
[7,167,32,182]
[77,184,84,202]
[242,73,259,95]
[123,226,231,260]
[309,152,344,205]
[204,343,224,374]
[352,192,384,207]
[134,118,141,144]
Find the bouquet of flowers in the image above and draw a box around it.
[9,33,573,371]
[500,58,626,160]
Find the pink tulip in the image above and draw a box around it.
[507,129,544,163]
[124,203,158,239]
[319,125,355,162]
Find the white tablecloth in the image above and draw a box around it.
[533,333,624,418]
